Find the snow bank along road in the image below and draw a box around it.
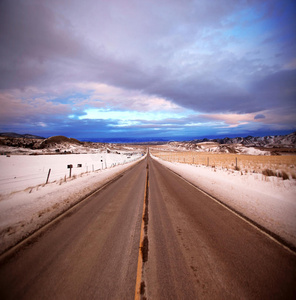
[0,155,296,299]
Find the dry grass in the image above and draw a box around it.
[262,169,276,177]
[152,151,296,179]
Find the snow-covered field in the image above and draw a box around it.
[0,152,144,254]
[0,152,141,195]
[152,155,296,249]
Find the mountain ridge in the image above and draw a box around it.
[189,131,296,148]
[0,132,296,148]
[0,132,45,139]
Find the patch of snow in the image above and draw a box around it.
[235,145,270,155]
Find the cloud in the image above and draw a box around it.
[76,82,183,113]
[0,0,90,89]
[252,69,296,109]
[0,91,71,128]
[254,114,266,120]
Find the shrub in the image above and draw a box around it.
[262,169,276,177]
[281,171,289,180]
[275,171,289,180]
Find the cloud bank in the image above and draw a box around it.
[0,0,295,139]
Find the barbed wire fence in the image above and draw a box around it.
[0,153,142,195]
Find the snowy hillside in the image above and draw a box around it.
[149,132,296,155]
[0,134,145,155]
[191,132,296,148]
[153,141,271,155]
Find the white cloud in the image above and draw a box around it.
[76,82,184,112]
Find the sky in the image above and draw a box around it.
[0,0,295,142]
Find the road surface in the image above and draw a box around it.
[0,154,295,299]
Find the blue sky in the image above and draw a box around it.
[0,0,295,141]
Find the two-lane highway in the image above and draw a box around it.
[0,154,295,299]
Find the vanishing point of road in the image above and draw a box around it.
[0,154,295,299]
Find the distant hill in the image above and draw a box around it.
[0,134,83,150]
[162,132,296,155]
[190,132,296,148]
[39,136,82,148]
[0,132,45,139]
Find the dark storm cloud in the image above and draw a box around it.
[252,69,296,109]
[0,0,89,89]
[0,0,159,92]
[148,68,296,114]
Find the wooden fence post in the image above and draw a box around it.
[67,164,73,178]
[46,168,51,184]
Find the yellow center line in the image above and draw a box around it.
[134,165,148,300]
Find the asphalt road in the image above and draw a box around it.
[144,156,296,299]
[0,158,146,299]
[0,154,296,299]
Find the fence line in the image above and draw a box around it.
[152,151,296,175]
[0,154,142,194]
